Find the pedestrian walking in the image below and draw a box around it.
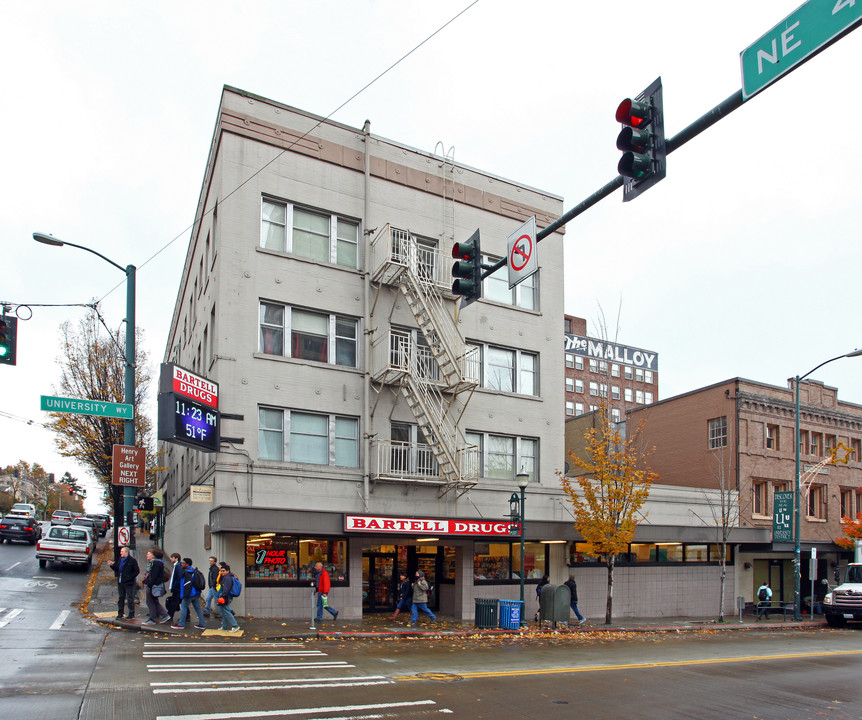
[534,574,549,621]
[390,571,412,621]
[142,548,171,625]
[216,561,241,632]
[108,546,140,620]
[409,570,435,625]
[312,561,339,621]
[204,555,220,618]
[756,581,773,620]
[564,574,587,624]
[166,552,182,621]
[171,557,207,630]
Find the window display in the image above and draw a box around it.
[246,534,347,585]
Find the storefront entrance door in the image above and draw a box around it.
[363,553,397,613]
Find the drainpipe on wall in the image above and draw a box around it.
[362,119,372,509]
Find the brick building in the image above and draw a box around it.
[564,315,659,420]
[627,377,862,609]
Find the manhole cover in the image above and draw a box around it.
[415,672,464,682]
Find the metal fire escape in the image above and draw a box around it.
[370,225,479,496]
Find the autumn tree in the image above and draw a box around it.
[43,308,155,506]
[561,400,657,624]
[836,512,862,550]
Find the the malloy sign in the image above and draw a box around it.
[565,335,658,371]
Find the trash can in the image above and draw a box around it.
[474,598,498,628]
[498,600,524,629]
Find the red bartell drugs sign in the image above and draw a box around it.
[160,363,219,409]
[344,514,518,537]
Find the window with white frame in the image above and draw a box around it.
[575,379,584,394]
[644,370,653,384]
[611,408,621,422]
[644,391,654,404]
[765,424,779,450]
[565,377,575,392]
[600,383,608,398]
[574,356,584,370]
[635,389,644,404]
[260,198,359,269]
[624,387,633,402]
[611,363,620,377]
[565,401,575,416]
[475,343,539,396]
[467,431,539,483]
[611,385,621,400]
[565,353,575,369]
[575,402,584,415]
[708,416,728,449]
[258,407,359,467]
[624,366,633,380]
[483,254,537,309]
[589,381,599,396]
[259,302,358,367]
[589,359,598,373]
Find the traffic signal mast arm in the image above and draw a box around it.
[478,89,745,282]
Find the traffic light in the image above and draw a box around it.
[451,229,482,308]
[137,496,154,511]
[615,77,666,202]
[0,316,17,366]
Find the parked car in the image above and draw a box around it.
[85,514,108,537]
[10,503,37,518]
[0,515,43,544]
[70,517,99,548]
[51,510,74,526]
[91,513,112,529]
[36,525,94,568]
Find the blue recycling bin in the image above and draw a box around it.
[498,599,524,629]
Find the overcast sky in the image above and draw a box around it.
[2,1,861,510]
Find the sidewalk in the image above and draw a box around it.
[87,531,827,641]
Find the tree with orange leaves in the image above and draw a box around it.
[561,401,657,624]
[836,512,862,550]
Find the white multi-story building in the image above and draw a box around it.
[159,86,567,620]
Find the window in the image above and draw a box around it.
[574,356,584,371]
[483,254,537,309]
[635,368,644,382]
[565,353,575,368]
[468,431,539,482]
[753,481,768,516]
[565,377,575,392]
[807,484,826,520]
[589,359,599,373]
[246,534,347,586]
[841,489,853,518]
[611,363,620,377]
[575,379,584,394]
[809,432,820,456]
[259,302,358,367]
[564,317,573,333]
[589,382,599,396]
[825,434,837,455]
[851,438,861,461]
[644,391,654,404]
[611,385,621,400]
[600,383,608,398]
[477,344,538,396]
[260,198,359,269]
[708,417,728,449]
[474,541,546,582]
[611,408,621,422]
[258,408,358,467]
[575,402,584,415]
[644,370,653,384]
[565,401,575,416]
[624,366,633,380]
[766,424,779,450]
[635,390,644,404]
[390,422,436,476]
[624,387,633,402]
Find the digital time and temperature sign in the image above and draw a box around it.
[157,363,220,453]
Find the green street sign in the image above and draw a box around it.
[741,0,862,99]
[41,395,134,419]
[772,491,794,543]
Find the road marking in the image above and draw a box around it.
[32,575,61,579]
[5,562,21,572]
[144,642,305,647]
[50,610,72,630]
[143,651,325,657]
[147,662,352,673]
[153,678,392,695]
[394,648,862,681]
[0,609,23,628]
[152,675,387,688]
[156,699,436,720]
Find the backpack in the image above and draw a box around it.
[192,568,206,592]
[229,574,242,597]
[758,587,769,602]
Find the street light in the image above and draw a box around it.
[516,470,529,626]
[33,231,136,563]
[792,348,862,620]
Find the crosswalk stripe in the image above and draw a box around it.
[0,609,23,627]
[155,699,436,720]
[153,679,393,695]
[147,662,352,673]
[152,675,387,688]
[143,651,325,657]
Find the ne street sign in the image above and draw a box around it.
[41,395,134,419]
[741,0,862,99]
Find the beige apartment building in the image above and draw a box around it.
[159,86,573,620]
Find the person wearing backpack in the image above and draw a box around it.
[756,581,772,620]
[171,558,207,630]
[409,570,435,626]
[142,548,170,625]
[216,561,241,632]
[565,574,587,625]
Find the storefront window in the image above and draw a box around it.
[569,541,724,564]
[442,546,457,580]
[512,542,546,579]
[685,545,709,561]
[710,544,732,562]
[246,534,347,586]
[474,542,548,582]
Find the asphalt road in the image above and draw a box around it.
[79,624,862,720]
[0,522,108,720]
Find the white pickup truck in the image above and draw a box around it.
[823,541,862,627]
[35,525,94,569]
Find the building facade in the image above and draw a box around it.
[563,315,659,420]
[159,86,572,620]
[627,377,862,609]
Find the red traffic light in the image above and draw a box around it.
[615,98,651,128]
[452,242,475,261]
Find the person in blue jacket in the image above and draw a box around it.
[171,557,206,630]
[216,561,241,632]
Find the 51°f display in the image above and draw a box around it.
[157,392,220,452]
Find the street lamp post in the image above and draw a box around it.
[792,348,862,621]
[33,232,136,563]
[516,471,529,626]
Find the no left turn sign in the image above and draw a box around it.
[507,216,538,289]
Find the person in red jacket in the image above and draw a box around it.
[313,561,339,622]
